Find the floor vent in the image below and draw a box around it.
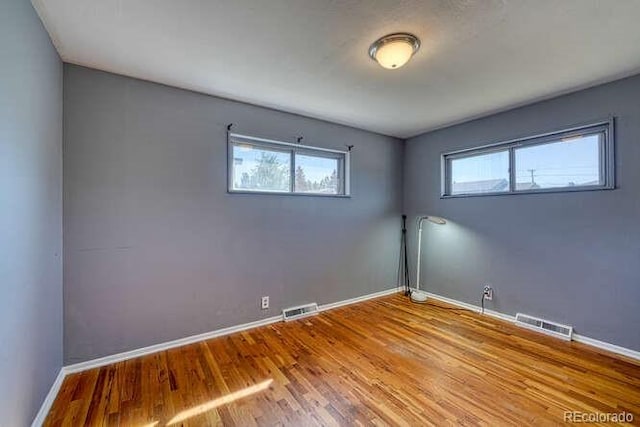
[282,303,319,321]
[515,313,573,341]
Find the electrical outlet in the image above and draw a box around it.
[261,296,269,310]
[483,285,493,301]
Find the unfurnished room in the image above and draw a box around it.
[2,0,640,425]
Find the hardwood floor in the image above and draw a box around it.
[45,294,640,426]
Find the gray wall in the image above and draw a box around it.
[0,0,63,424]
[63,65,403,364]
[405,74,640,351]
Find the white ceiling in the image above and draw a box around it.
[33,0,640,138]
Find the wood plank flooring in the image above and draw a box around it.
[45,294,640,426]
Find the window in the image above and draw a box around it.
[450,149,510,195]
[514,134,601,190]
[294,152,342,195]
[228,133,349,196]
[442,120,614,197]
[231,143,291,193]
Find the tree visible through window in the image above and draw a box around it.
[229,135,348,196]
[239,152,290,191]
[294,154,339,194]
[234,147,290,192]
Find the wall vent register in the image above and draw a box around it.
[282,303,319,321]
[515,313,573,341]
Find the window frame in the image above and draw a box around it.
[228,133,351,197]
[440,118,615,198]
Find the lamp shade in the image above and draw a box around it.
[417,215,447,228]
[374,40,414,69]
[426,216,446,225]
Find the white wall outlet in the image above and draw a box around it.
[483,285,493,301]
[261,296,269,310]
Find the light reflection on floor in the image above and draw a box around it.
[154,378,274,425]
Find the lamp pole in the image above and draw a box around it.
[411,215,446,303]
[416,218,424,292]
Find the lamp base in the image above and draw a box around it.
[410,290,428,303]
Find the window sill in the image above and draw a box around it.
[228,189,351,198]
[441,185,615,199]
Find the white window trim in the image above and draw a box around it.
[227,132,351,197]
[440,118,615,198]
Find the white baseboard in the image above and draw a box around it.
[422,291,515,322]
[572,334,640,361]
[319,287,401,312]
[35,286,637,425]
[63,314,283,374]
[64,286,402,375]
[31,368,66,427]
[421,290,640,362]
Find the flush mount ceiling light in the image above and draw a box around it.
[369,33,420,70]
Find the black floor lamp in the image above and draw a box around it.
[398,215,410,296]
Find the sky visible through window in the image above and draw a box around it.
[514,135,600,188]
[295,154,338,184]
[233,145,286,186]
[451,150,509,194]
[451,134,601,193]
[232,144,339,193]
[232,145,290,191]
